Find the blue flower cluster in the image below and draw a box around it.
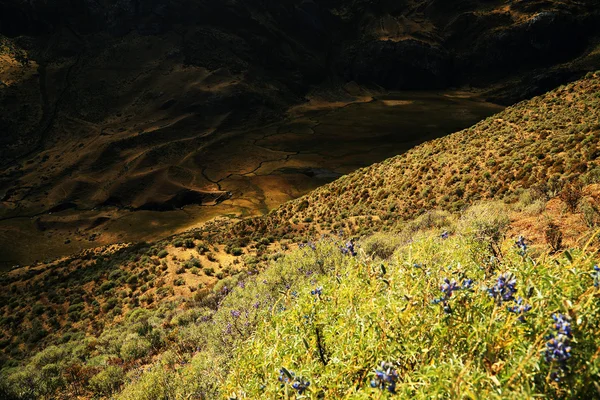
[515,235,527,255]
[440,231,449,240]
[278,368,310,394]
[299,241,316,251]
[487,273,517,304]
[545,314,572,381]
[341,240,357,256]
[591,265,600,287]
[507,297,532,322]
[432,278,473,313]
[311,286,323,297]
[370,362,399,394]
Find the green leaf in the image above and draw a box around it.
[564,250,573,263]
[280,367,293,380]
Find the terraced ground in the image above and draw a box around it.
[1,72,599,399]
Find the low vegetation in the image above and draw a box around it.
[1,73,600,398]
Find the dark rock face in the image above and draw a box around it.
[464,12,589,78]
[2,0,600,92]
[341,39,451,89]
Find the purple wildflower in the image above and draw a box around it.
[299,241,316,251]
[487,273,517,304]
[370,362,399,394]
[440,278,459,298]
[278,368,310,395]
[462,279,474,290]
[545,314,572,381]
[515,235,527,255]
[507,297,532,322]
[432,277,474,313]
[341,240,357,256]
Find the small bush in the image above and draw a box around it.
[361,233,403,260]
[89,366,124,396]
[102,298,119,313]
[157,250,168,259]
[120,334,151,361]
[559,183,583,213]
[580,198,600,228]
[545,221,563,252]
[174,277,186,286]
[457,201,509,244]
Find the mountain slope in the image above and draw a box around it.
[216,72,600,243]
[2,0,600,266]
[1,63,600,400]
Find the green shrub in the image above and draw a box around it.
[174,277,186,286]
[222,233,600,399]
[120,334,151,361]
[157,250,168,259]
[89,366,124,396]
[102,298,119,313]
[32,303,45,315]
[580,198,600,228]
[99,281,116,293]
[184,257,202,269]
[457,201,509,244]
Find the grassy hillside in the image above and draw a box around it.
[224,232,600,398]
[196,72,600,252]
[3,200,599,399]
[1,74,600,398]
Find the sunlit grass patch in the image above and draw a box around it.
[224,233,600,399]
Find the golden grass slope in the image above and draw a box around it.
[220,72,600,242]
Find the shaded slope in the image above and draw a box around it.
[2,0,600,223]
[214,72,600,244]
[1,69,600,400]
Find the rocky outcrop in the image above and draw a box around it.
[340,39,451,89]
